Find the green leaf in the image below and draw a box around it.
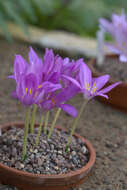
[18,0,37,22]
[0,11,12,42]
[2,0,29,36]
[33,0,60,15]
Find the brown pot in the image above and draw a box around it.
[0,122,96,190]
[88,54,127,112]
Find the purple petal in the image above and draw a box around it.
[39,100,52,111]
[28,47,43,83]
[99,18,114,34]
[74,58,84,71]
[8,75,15,79]
[55,85,80,104]
[106,43,121,54]
[59,104,77,117]
[34,90,45,103]
[24,73,38,90]
[80,63,92,89]
[22,95,34,106]
[42,81,62,92]
[62,75,81,89]
[29,47,42,65]
[63,57,70,65]
[92,75,109,91]
[96,92,108,99]
[98,82,121,94]
[53,57,62,73]
[14,55,27,82]
[43,48,54,73]
[48,72,61,83]
[119,54,127,62]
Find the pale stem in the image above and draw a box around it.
[48,108,61,139]
[0,127,2,136]
[97,29,105,66]
[44,111,50,135]
[35,114,44,146]
[22,107,31,161]
[65,100,88,152]
[30,104,37,133]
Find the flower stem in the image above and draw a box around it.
[48,108,61,139]
[30,104,37,133]
[44,111,50,135]
[35,114,44,146]
[22,107,31,161]
[65,100,88,152]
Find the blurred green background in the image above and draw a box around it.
[0,0,126,40]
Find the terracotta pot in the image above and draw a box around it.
[0,122,96,190]
[88,54,127,112]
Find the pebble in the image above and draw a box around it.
[54,166,59,171]
[34,149,38,153]
[12,148,17,156]
[58,150,62,155]
[81,146,87,154]
[30,148,33,152]
[72,151,76,156]
[114,144,118,148]
[20,164,25,168]
[72,157,79,165]
[37,158,43,166]
[104,151,108,156]
[3,145,8,151]
[105,141,113,148]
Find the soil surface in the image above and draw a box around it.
[0,39,126,190]
[95,56,127,82]
[0,126,89,174]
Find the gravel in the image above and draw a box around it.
[95,56,126,81]
[0,127,89,175]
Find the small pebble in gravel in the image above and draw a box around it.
[81,146,87,154]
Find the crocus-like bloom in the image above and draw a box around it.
[38,84,79,117]
[100,12,127,62]
[9,47,62,105]
[9,47,63,106]
[63,63,121,100]
[9,47,79,116]
[9,47,62,84]
[9,47,43,83]
[13,73,62,106]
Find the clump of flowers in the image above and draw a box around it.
[100,11,127,62]
[9,47,121,160]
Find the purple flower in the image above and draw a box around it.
[12,73,62,106]
[63,63,121,100]
[9,47,64,106]
[9,47,43,83]
[100,12,127,62]
[38,84,79,117]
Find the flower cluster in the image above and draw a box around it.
[100,12,127,62]
[9,47,80,117]
[9,47,120,159]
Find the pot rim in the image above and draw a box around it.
[0,121,96,179]
[89,54,127,86]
